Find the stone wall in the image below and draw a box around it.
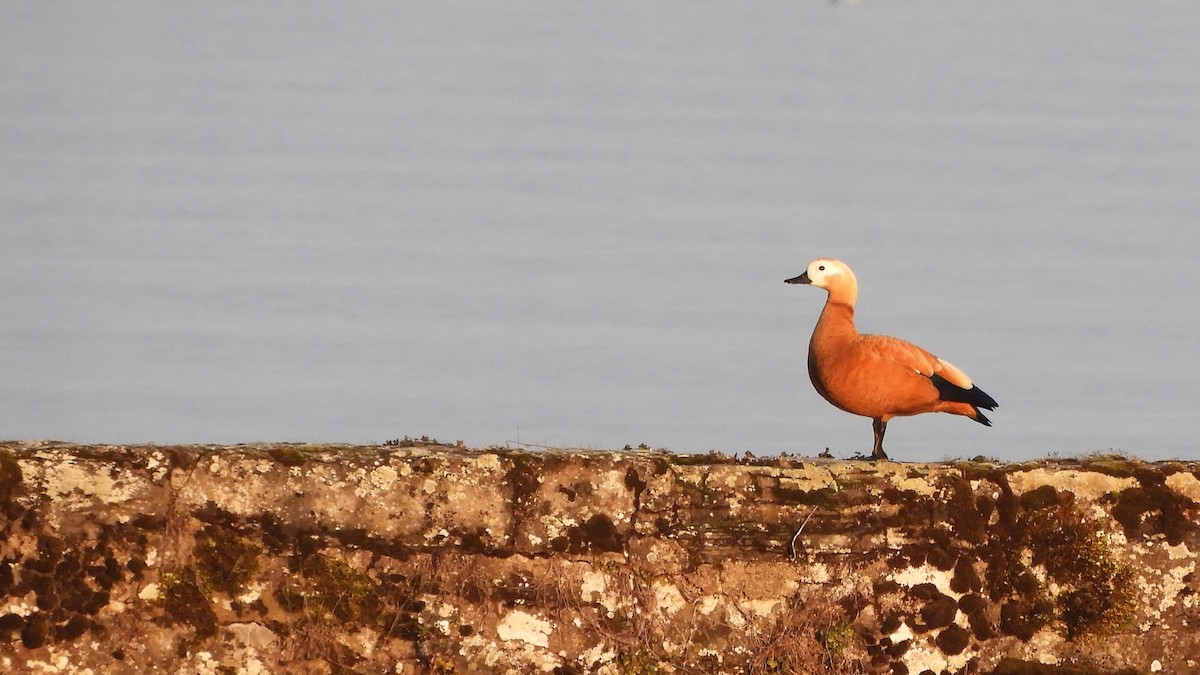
[1,440,1197,674]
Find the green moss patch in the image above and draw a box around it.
[161,568,219,639]
[194,527,262,595]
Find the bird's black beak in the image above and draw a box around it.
[785,272,811,285]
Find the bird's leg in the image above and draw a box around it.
[871,418,889,460]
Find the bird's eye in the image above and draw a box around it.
[818,265,825,271]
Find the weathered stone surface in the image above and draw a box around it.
[1,441,1197,673]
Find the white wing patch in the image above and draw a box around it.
[935,358,973,388]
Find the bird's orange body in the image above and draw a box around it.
[787,258,997,460]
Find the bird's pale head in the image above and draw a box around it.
[785,258,858,305]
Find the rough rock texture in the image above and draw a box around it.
[1,440,1197,674]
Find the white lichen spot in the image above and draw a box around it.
[1154,563,1195,614]
[138,583,161,602]
[803,561,834,584]
[1,595,37,617]
[579,643,616,668]
[146,451,170,481]
[725,609,747,629]
[227,622,279,650]
[739,598,780,619]
[496,609,553,648]
[697,595,722,615]
[194,651,220,675]
[1165,472,1200,503]
[871,462,939,496]
[237,582,266,605]
[1151,660,1163,672]
[592,469,631,508]
[238,655,269,675]
[578,566,604,593]
[580,571,618,613]
[29,459,141,524]
[423,478,437,494]
[436,619,451,635]
[1031,563,1049,585]
[369,464,398,491]
[1164,542,1193,560]
[1008,468,1137,502]
[476,454,502,472]
[445,484,470,506]
[888,565,960,599]
[1028,631,1063,663]
[539,514,576,542]
[24,652,84,675]
[101,600,126,615]
[778,464,838,491]
[900,640,949,675]
[652,580,686,616]
[661,639,685,655]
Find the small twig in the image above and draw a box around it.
[789,506,819,559]
[504,440,559,450]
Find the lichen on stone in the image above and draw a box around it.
[1,442,1198,673]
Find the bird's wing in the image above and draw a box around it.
[860,334,980,392]
[858,334,941,377]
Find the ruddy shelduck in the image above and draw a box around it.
[786,258,997,460]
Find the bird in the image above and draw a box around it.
[785,258,997,460]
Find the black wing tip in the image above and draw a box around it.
[973,408,993,427]
[930,374,998,410]
[972,386,999,410]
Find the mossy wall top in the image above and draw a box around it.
[1,441,1197,674]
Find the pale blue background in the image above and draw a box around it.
[3,2,1198,461]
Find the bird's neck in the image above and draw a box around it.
[812,300,859,351]
[826,280,857,306]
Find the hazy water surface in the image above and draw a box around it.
[3,2,1199,461]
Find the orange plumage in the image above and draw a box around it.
[786,258,997,460]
